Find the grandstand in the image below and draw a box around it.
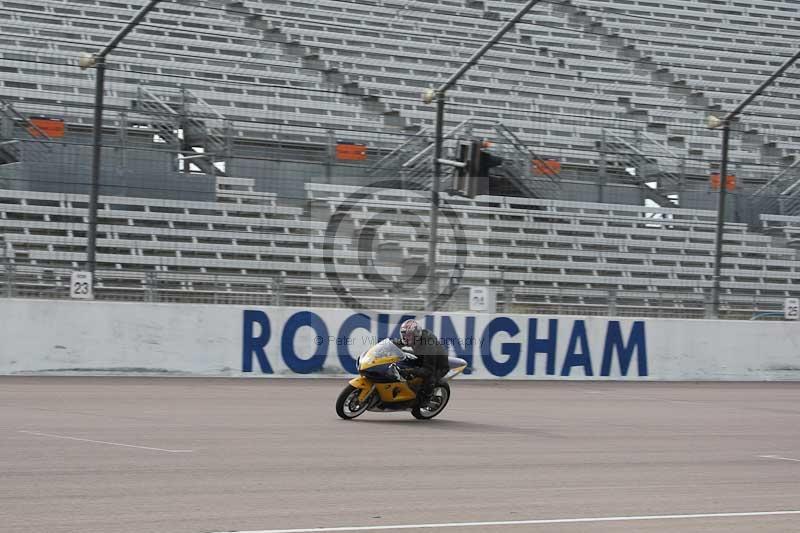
[0,0,797,318]
[2,181,799,318]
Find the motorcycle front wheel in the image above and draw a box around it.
[335,384,370,420]
[412,381,450,420]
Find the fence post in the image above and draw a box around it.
[608,288,617,317]
[325,129,334,182]
[392,281,401,311]
[119,111,128,172]
[145,271,157,303]
[6,261,13,298]
[0,237,8,297]
[273,276,284,307]
[598,131,607,203]
[703,286,714,318]
[501,269,511,313]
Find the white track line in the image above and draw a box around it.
[210,510,800,533]
[19,430,193,453]
[759,454,800,463]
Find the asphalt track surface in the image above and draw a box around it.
[2,378,799,533]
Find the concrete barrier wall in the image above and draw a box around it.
[1,299,798,380]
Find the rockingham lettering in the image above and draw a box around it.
[241,311,649,378]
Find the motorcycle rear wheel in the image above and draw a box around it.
[336,384,370,420]
[412,382,450,420]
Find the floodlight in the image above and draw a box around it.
[78,53,97,70]
[706,115,723,129]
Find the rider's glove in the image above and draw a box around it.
[401,368,418,379]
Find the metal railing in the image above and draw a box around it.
[0,262,790,320]
[601,129,681,207]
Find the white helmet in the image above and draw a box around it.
[399,319,421,346]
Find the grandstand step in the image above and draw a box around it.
[687,92,710,107]
[383,111,405,129]
[282,41,307,59]
[652,68,676,84]
[302,54,326,71]
[625,109,649,120]
[633,58,659,74]
[0,141,19,165]
[263,26,288,42]
[619,44,644,61]
[570,12,594,26]
[342,82,367,98]
[667,81,692,99]
[245,15,272,31]
[603,34,626,48]
[323,68,347,85]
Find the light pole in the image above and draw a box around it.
[79,0,163,278]
[706,49,800,319]
[423,0,544,311]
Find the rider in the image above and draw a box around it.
[393,319,448,401]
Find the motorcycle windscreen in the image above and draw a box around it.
[358,339,405,370]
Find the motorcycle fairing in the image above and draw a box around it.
[348,376,374,402]
[375,382,417,403]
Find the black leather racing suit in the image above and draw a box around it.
[393,329,448,398]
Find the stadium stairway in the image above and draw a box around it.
[566,0,797,172]
[216,0,796,201]
[217,0,423,138]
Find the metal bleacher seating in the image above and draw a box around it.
[0,0,410,149]
[760,214,800,245]
[245,0,798,179]
[0,181,415,307]
[576,0,800,137]
[307,182,800,316]
[1,181,798,315]
[0,0,798,317]
[2,0,795,179]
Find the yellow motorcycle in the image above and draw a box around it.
[335,338,468,420]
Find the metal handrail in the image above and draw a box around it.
[777,161,800,197]
[640,130,681,159]
[368,127,431,174]
[136,86,179,116]
[604,130,683,184]
[494,122,561,186]
[401,118,481,169]
[184,89,227,121]
[752,159,800,196]
[0,98,53,141]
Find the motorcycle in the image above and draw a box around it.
[335,338,468,420]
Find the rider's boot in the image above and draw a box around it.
[417,379,434,405]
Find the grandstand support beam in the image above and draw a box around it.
[708,48,800,319]
[709,123,731,319]
[426,96,445,311]
[425,0,543,311]
[86,60,106,277]
[83,0,163,277]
